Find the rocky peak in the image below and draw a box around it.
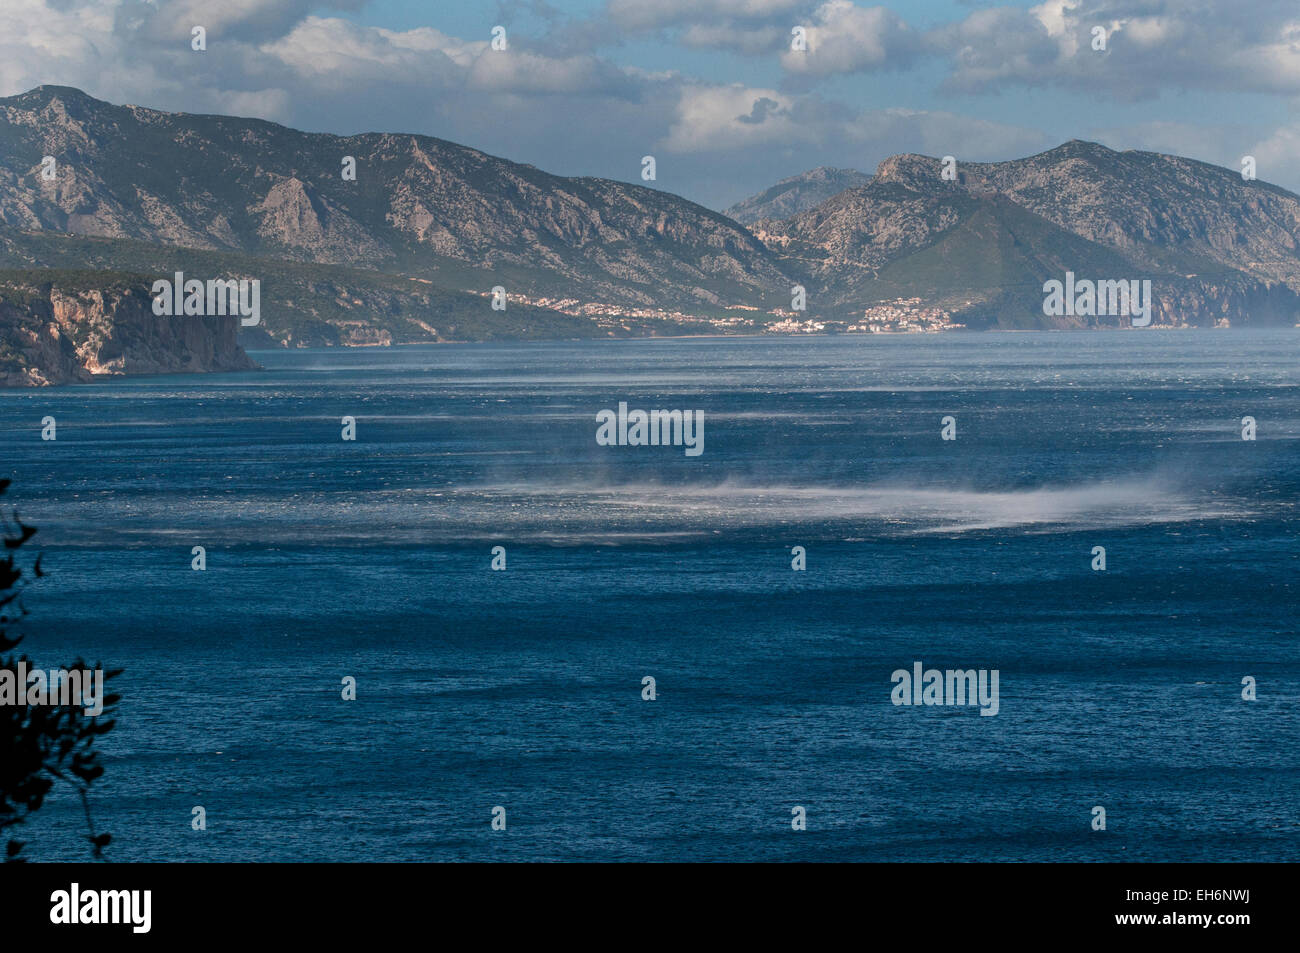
[725,166,871,224]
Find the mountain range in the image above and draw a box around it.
[1,85,1298,383]
[0,86,786,319]
[756,144,1300,326]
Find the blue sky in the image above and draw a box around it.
[2,0,1298,208]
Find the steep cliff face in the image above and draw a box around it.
[0,277,256,386]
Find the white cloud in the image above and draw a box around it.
[128,0,369,43]
[663,85,800,152]
[3,0,1300,205]
[0,0,122,97]
[782,2,921,76]
[467,49,638,96]
[662,83,1044,160]
[606,0,804,33]
[934,0,1300,98]
[1248,121,1300,183]
[259,17,478,87]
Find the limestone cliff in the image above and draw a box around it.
[0,276,257,386]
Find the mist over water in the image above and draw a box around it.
[1,330,1297,861]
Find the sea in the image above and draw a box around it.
[1,329,1296,861]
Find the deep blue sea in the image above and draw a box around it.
[1,330,1297,861]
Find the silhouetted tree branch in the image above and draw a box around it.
[0,478,120,861]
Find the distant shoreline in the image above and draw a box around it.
[244,322,1293,349]
[3,323,1295,390]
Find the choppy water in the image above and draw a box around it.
[1,330,1297,861]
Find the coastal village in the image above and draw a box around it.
[488,291,966,335]
[769,297,965,333]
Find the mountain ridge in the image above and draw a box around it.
[756,139,1300,327]
[0,85,790,314]
[2,86,1299,350]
